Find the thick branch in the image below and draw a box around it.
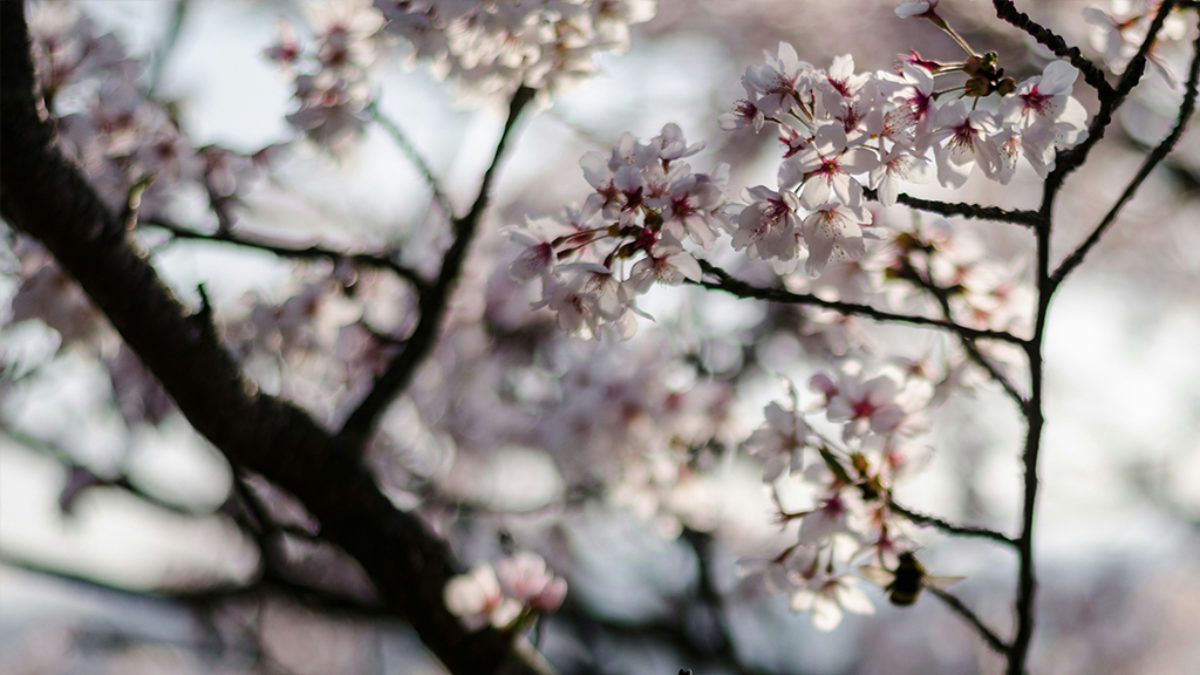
[0,8,547,674]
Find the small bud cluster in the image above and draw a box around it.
[444,551,567,631]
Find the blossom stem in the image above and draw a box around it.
[938,22,979,58]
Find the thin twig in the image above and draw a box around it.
[143,217,429,292]
[927,586,1009,656]
[0,425,210,518]
[0,547,391,619]
[146,0,190,96]
[368,100,454,217]
[867,188,1044,229]
[889,499,1016,547]
[905,269,1028,409]
[693,260,1026,345]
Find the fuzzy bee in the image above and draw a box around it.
[859,551,962,606]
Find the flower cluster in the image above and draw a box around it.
[443,551,567,631]
[266,0,383,145]
[741,364,935,630]
[29,4,274,223]
[511,16,1089,340]
[508,123,730,339]
[1084,0,1194,87]
[533,338,735,536]
[884,218,1033,335]
[722,44,1086,274]
[374,0,657,95]
[29,5,197,215]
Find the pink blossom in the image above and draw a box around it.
[495,552,568,613]
[444,564,523,631]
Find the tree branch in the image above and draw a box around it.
[927,586,1009,656]
[867,188,1044,229]
[904,269,1028,409]
[0,547,394,621]
[888,499,1016,547]
[1043,1,1179,193]
[1051,18,1200,288]
[692,260,1026,345]
[335,85,536,453]
[0,8,548,673]
[368,100,454,218]
[143,217,429,293]
[990,0,1114,96]
[0,424,216,518]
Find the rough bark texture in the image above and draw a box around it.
[0,6,547,674]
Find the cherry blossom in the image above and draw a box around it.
[494,551,568,613]
[818,368,910,440]
[745,399,810,483]
[789,566,875,631]
[1084,0,1192,86]
[931,102,1000,188]
[728,185,803,263]
[798,189,871,277]
[444,563,523,631]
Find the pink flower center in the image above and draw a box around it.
[852,398,876,418]
[1020,86,1051,115]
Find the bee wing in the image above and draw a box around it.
[922,574,965,591]
[858,565,895,589]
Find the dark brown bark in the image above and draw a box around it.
[0,5,547,673]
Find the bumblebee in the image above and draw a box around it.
[860,551,961,606]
